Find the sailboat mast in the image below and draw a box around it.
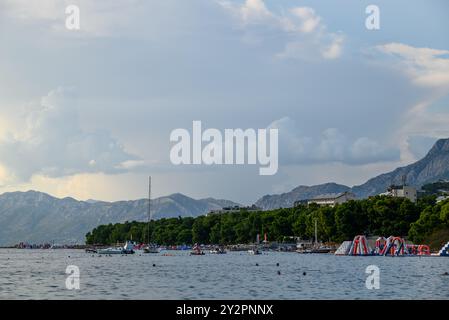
[147,176,151,245]
[314,218,318,244]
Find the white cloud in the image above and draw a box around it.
[289,7,321,33]
[376,43,449,89]
[321,34,344,59]
[395,100,449,163]
[219,0,344,60]
[114,160,146,170]
[375,43,449,162]
[268,117,399,165]
[0,87,141,184]
[219,0,274,25]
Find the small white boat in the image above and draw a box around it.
[143,245,159,254]
[248,248,261,255]
[98,241,135,255]
[98,247,124,255]
[210,247,226,254]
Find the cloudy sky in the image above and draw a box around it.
[1,0,449,204]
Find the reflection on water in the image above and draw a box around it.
[0,249,448,299]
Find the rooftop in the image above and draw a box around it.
[310,192,349,201]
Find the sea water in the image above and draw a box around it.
[0,249,448,299]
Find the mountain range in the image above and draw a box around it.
[0,192,238,245]
[1,138,449,245]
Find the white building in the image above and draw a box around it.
[307,192,356,207]
[380,185,417,203]
[206,205,262,216]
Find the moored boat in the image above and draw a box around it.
[190,243,205,255]
[98,241,135,255]
[296,246,332,254]
[248,247,261,255]
[210,246,226,254]
[142,176,159,254]
[98,247,124,255]
[143,245,159,254]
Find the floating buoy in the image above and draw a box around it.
[255,263,259,266]
[303,272,306,276]
[277,271,281,275]
[276,263,279,267]
[152,264,156,267]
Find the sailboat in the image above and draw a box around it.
[296,218,331,254]
[143,176,159,254]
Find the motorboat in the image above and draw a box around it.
[143,245,160,254]
[98,247,124,255]
[98,241,135,255]
[210,247,226,254]
[248,248,261,255]
[296,245,332,254]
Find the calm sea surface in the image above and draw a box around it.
[0,249,448,299]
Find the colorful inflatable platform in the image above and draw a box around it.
[337,235,435,256]
[439,241,449,256]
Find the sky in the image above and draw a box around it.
[1,0,449,204]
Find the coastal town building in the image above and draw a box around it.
[206,205,262,216]
[307,192,356,206]
[379,185,417,203]
[294,192,356,207]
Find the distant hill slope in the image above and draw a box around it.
[0,191,239,245]
[255,138,449,210]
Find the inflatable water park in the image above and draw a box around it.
[335,235,449,257]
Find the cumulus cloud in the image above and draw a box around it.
[289,7,321,33]
[219,0,274,25]
[219,0,344,60]
[374,43,449,162]
[268,117,400,165]
[0,87,142,184]
[376,43,449,89]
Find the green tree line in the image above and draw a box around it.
[86,196,449,247]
